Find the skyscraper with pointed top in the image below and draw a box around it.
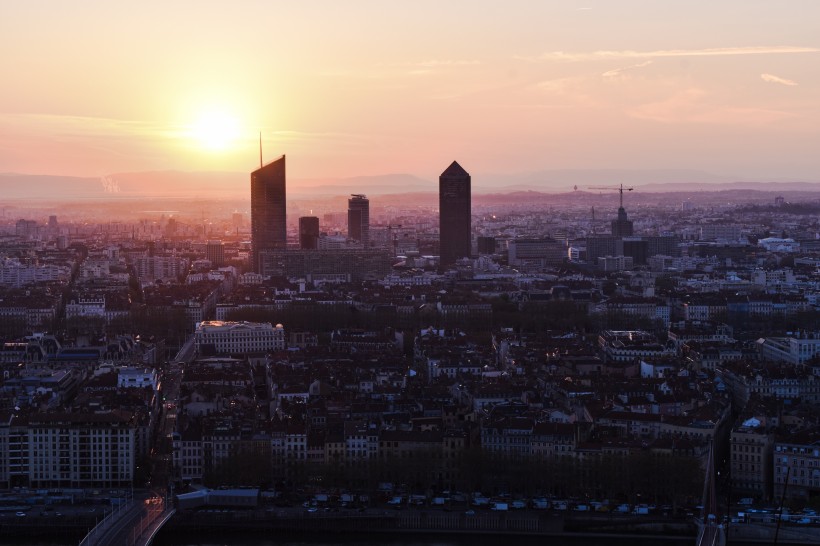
[251,154,287,272]
[611,206,634,237]
[439,160,471,267]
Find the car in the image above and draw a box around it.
[15,511,26,517]
[306,507,318,513]
[464,509,476,516]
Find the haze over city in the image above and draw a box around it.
[3,0,820,200]
[5,3,820,546]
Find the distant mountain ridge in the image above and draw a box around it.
[1,169,819,201]
[637,181,820,192]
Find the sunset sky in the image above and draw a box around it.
[2,1,819,183]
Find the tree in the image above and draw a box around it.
[0,315,27,340]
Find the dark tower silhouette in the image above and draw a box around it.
[299,216,320,250]
[347,194,370,247]
[251,154,287,272]
[610,184,634,237]
[439,161,471,267]
[611,206,634,237]
[206,240,225,267]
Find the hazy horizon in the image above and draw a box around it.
[2,1,820,184]
[2,168,820,204]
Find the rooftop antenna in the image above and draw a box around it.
[259,132,263,168]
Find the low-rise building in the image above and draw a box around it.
[195,320,286,355]
[730,416,774,500]
[773,428,820,501]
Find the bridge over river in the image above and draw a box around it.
[77,493,175,546]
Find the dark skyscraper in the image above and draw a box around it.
[439,161,471,267]
[251,155,287,272]
[206,240,225,267]
[347,194,369,246]
[611,206,634,237]
[610,184,634,237]
[299,216,320,250]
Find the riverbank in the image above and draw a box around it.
[159,508,696,543]
[157,508,820,545]
[4,506,819,546]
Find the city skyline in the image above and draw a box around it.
[2,1,820,187]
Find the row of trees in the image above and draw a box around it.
[205,449,703,507]
[224,299,656,335]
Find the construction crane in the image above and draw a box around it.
[588,183,634,208]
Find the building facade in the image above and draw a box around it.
[259,249,393,283]
[206,240,225,267]
[507,238,566,268]
[2,412,136,488]
[194,320,286,355]
[773,429,820,501]
[730,418,774,500]
[298,216,320,250]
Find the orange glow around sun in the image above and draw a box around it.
[189,111,241,151]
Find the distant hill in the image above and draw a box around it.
[0,171,434,201]
[637,181,820,193]
[0,173,106,199]
[473,168,744,193]
[2,169,819,202]
[289,173,435,198]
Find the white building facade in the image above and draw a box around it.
[194,321,286,354]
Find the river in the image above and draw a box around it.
[149,531,748,546]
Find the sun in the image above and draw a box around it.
[190,111,240,151]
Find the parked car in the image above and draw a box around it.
[531,498,550,510]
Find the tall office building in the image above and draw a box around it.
[299,216,320,250]
[347,194,370,246]
[251,155,287,272]
[206,240,225,267]
[439,161,471,267]
[477,236,497,255]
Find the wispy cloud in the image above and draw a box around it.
[628,88,794,125]
[320,59,480,80]
[535,78,576,92]
[414,59,481,67]
[761,73,798,86]
[521,46,819,62]
[0,112,165,140]
[602,60,653,80]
